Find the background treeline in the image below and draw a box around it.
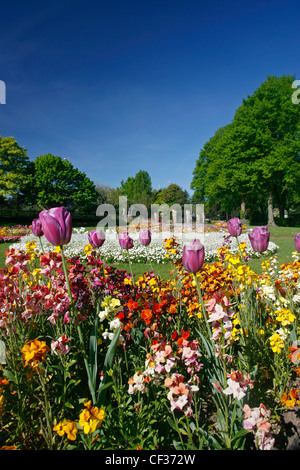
[191,74,300,226]
[0,138,190,224]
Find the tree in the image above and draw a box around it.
[121,170,152,208]
[25,154,98,212]
[157,183,190,206]
[0,136,30,201]
[191,74,300,224]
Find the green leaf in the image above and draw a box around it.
[3,369,17,384]
[97,326,121,405]
[89,314,99,392]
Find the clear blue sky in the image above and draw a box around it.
[0,0,298,194]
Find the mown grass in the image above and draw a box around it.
[0,225,298,278]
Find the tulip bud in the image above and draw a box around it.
[32,218,44,237]
[118,231,134,250]
[88,229,106,248]
[227,217,242,237]
[248,226,270,253]
[294,233,300,252]
[39,206,72,246]
[182,238,205,274]
[139,228,151,246]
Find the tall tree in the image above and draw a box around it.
[121,170,152,207]
[0,136,29,200]
[191,74,300,224]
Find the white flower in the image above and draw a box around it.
[223,378,247,400]
[109,317,121,331]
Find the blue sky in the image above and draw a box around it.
[0,0,298,194]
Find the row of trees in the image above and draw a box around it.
[191,75,300,224]
[0,137,191,219]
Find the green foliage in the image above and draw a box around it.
[156,183,190,206]
[191,74,300,222]
[121,170,152,207]
[25,154,98,212]
[0,136,30,200]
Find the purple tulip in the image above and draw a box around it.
[139,228,151,246]
[248,226,270,253]
[227,217,242,237]
[294,233,300,252]
[88,229,106,248]
[39,206,72,246]
[182,238,205,274]
[32,218,44,237]
[118,231,134,250]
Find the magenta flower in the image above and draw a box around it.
[39,206,72,246]
[88,229,106,248]
[118,231,134,250]
[227,217,242,237]
[139,228,151,246]
[248,226,270,253]
[294,233,300,252]
[182,238,205,274]
[32,218,44,237]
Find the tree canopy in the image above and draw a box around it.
[0,136,29,201]
[191,74,300,224]
[25,154,98,212]
[121,170,153,207]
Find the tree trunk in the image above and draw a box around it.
[240,199,246,221]
[267,192,276,226]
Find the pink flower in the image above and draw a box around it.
[51,334,70,355]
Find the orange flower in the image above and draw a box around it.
[280,389,300,407]
[141,308,152,325]
[21,339,50,369]
[287,345,300,363]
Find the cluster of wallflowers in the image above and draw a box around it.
[0,211,300,451]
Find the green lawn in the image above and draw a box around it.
[0,225,299,278]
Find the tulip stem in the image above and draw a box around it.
[39,237,45,254]
[126,249,135,291]
[60,245,97,404]
[194,273,211,337]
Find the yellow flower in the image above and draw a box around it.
[78,401,105,434]
[21,339,50,369]
[84,243,93,256]
[111,298,121,308]
[275,308,296,326]
[0,394,4,407]
[53,420,78,441]
[269,332,285,353]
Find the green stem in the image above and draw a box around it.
[38,365,53,449]
[126,249,135,291]
[194,273,211,337]
[39,237,45,254]
[60,246,96,404]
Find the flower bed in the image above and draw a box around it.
[10,225,278,264]
[0,225,31,243]
[0,212,299,451]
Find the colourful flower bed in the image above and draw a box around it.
[11,225,279,264]
[0,225,31,243]
[0,213,299,450]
